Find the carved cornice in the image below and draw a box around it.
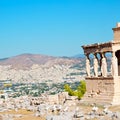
[112,27,120,31]
[82,42,112,54]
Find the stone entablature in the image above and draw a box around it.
[82,23,120,105]
[82,42,112,54]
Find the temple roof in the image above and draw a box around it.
[82,41,113,54]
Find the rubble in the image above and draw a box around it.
[0,92,120,120]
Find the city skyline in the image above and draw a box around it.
[0,0,120,58]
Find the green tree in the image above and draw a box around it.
[64,80,86,100]
[64,84,74,96]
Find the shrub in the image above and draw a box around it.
[64,80,86,100]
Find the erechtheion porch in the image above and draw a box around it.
[82,23,120,105]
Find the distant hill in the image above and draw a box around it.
[0,53,82,70]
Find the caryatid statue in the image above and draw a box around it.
[86,54,91,77]
[93,53,98,77]
[101,53,107,77]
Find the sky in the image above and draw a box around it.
[0,0,120,58]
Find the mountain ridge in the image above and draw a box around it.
[0,53,83,70]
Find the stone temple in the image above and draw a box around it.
[82,23,120,105]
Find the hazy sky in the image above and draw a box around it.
[0,0,120,58]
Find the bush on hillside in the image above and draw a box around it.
[64,80,86,100]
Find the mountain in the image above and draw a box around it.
[0,53,82,70]
[0,53,86,83]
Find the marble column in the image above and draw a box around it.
[111,51,118,76]
[101,53,107,77]
[93,53,98,77]
[86,54,91,77]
